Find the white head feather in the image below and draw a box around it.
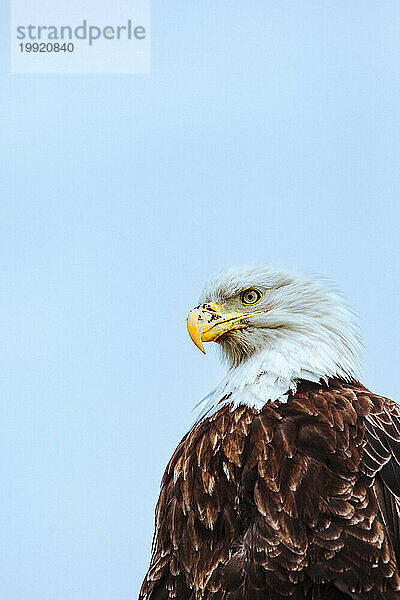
[196,265,362,415]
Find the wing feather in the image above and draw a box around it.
[362,393,400,565]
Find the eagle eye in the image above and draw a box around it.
[240,288,262,306]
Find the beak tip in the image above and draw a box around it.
[192,335,207,354]
[187,311,207,354]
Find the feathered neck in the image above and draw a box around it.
[197,325,361,419]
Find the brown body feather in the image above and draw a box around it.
[140,380,400,599]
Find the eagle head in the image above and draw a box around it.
[187,266,361,383]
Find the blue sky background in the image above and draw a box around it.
[1,1,400,598]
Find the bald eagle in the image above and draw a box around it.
[140,266,400,600]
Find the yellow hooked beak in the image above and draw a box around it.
[186,301,262,353]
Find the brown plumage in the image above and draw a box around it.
[139,379,400,599]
